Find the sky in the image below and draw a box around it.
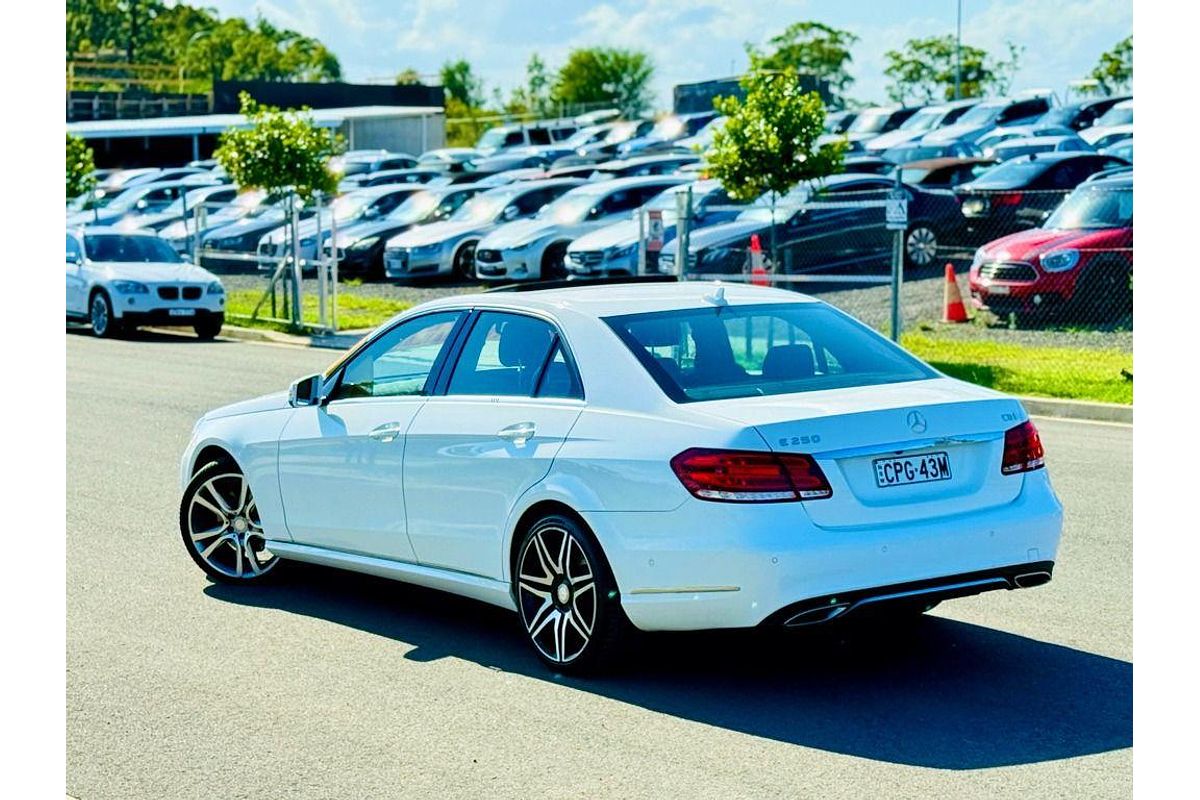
[202,0,1132,108]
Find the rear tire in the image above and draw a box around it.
[514,513,626,673]
[194,314,224,340]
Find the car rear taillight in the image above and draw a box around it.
[993,191,1024,207]
[670,448,833,503]
[1001,421,1045,475]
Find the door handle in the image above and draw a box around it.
[497,421,536,446]
[368,422,403,443]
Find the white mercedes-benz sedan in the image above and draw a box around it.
[179,281,1062,672]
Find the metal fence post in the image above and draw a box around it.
[314,191,327,331]
[193,202,207,266]
[289,190,302,330]
[888,173,906,342]
[636,209,646,277]
[330,206,339,332]
[679,187,693,280]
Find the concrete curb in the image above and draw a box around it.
[199,325,1136,425]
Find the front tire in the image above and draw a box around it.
[904,224,939,270]
[180,460,281,584]
[452,240,477,281]
[540,242,569,281]
[515,514,625,673]
[89,291,121,338]
[193,314,224,340]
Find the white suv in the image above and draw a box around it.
[66,227,226,339]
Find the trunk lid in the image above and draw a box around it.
[694,378,1027,529]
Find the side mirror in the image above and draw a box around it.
[180,253,193,263]
[67,252,82,266]
[501,205,520,221]
[136,199,149,210]
[363,207,380,219]
[289,373,326,407]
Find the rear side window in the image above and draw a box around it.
[448,312,560,397]
[528,128,552,145]
[606,303,936,403]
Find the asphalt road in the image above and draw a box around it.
[66,330,1132,800]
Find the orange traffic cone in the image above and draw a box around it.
[943,263,969,323]
[749,233,769,287]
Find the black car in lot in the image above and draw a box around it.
[659,173,963,278]
[954,152,1130,244]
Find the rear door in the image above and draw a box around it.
[403,311,585,578]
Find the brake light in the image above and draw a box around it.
[670,448,833,503]
[1001,421,1045,475]
[993,191,1024,207]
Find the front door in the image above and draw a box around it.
[275,310,465,560]
[403,311,585,579]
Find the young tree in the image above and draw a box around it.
[883,36,1022,104]
[440,59,486,108]
[551,47,654,117]
[67,133,96,199]
[706,70,846,263]
[214,93,343,199]
[747,22,859,108]
[1090,36,1132,94]
[506,53,554,116]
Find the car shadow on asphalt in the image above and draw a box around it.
[66,325,229,343]
[204,563,1131,770]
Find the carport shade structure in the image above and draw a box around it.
[66,106,446,168]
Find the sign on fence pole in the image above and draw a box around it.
[675,188,693,279]
[888,180,907,342]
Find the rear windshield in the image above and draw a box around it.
[605,303,936,402]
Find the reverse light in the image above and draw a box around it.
[670,448,833,503]
[1001,421,1045,475]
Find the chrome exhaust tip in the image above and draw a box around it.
[1013,571,1052,589]
[784,603,850,627]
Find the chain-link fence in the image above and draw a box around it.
[636,180,1133,404]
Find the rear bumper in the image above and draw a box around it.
[582,470,1063,631]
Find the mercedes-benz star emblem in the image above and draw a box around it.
[906,410,928,434]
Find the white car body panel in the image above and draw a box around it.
[182,283,1064,632]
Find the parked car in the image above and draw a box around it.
[823,110,858,134]
[335,152,420,191]
[897,157,998,189]
[322,185,487,279]
[66,227,225,339]
[616,112,717,157]
[117,183,239,233]
[863,99,980,153]
[200,205,316,272]
[178,281,1062,672]
[976,124,1078,158]
[1099,138,1133,163]
[355,168,447,188]
[990,134,1092,161]
[824,106,919,153]
[1083,124,1134,150]
[1035,96,1130,132]
[161,189,274,253]
[120,167,211,188]
[417,148,483,169]
[839,155,898,176]
[476,119,578,155]
[519,123,626,164]
[954,152,1130,243]
[571,119,656,163]
[67,178,218,227]
[382,179,585,280]
[1081,99,1133,145]
[968,172,1132,322]
[659,173,962,277]
[564,180,746,278]
[464,152,554,173]
[920,95,1057,147]
[256,185,428,270]
[671,116,727,154]
[474,175,688,281]
[880,140,981,164]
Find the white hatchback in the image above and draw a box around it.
[179,282,1062,672]
[67,227,226,339]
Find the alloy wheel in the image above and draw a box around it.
[91,295,110,336]
[906,226,938,267]
[517,524,598,664]
[186,471,276,579]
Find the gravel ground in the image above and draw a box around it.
[218,267,1133,353]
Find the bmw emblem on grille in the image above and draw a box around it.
[906,411,928,433]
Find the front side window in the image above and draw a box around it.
[447,312,561,397]
[331,312,462,400]
[606,303,936,403]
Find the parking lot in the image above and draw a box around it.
[66,331,1131,800]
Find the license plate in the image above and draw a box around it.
[873,452,952,488]
[168,308,196,317]
[987,284,1011,295]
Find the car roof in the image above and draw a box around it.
[345,183,429,198]
[68,225,157,237]
[417,281,818,318]
[996,135,1080,146]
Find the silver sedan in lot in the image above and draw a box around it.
[473,175,688,282]
[382,179,585,280]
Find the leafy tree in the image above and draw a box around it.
[551,47,654,116]
[883,36,1022,104]
[706,70,845,263]
[214,93,343,199]
[67,134,96,199]
[1090,36,1132,94]
[395,67,423,85]
[747,22,859,108]
[506,53,554,116]
[440,59,485,108]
